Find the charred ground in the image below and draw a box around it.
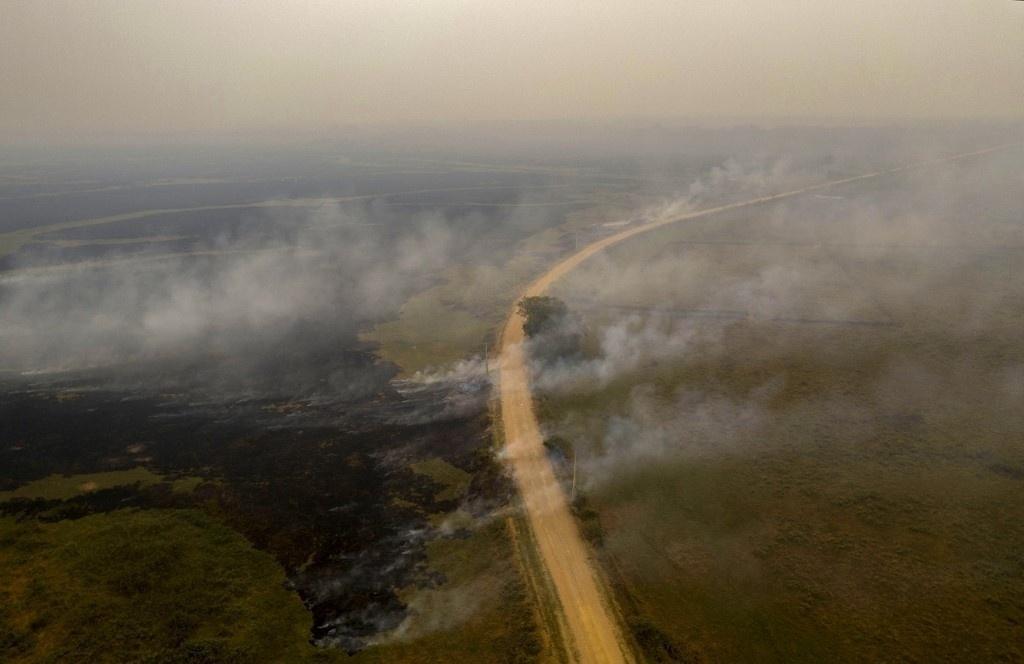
[1,346,509,653]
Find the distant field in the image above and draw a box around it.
[539,157,1024,661]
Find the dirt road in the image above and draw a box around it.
[496,144,1014,663]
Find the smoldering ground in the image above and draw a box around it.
[0,365,507,653]
[0,186,565,399]
[0,187,542,653]
[0,316,505,654]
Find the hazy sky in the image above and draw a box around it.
[2,1,1022,139]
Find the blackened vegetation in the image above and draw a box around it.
[0,350,510,653]
[626,615,691,663]
[542,436,574,468]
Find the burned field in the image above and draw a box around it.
[0,152,577,661]
[1,351,510,655]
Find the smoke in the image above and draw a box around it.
[390,357,493,425]
[379,574,494,645]
[0,209,394,352]
[580,383,771,484]
[407,356,492,387]
[532,145,1024,485]
[0,194,546,400]
[685,155,804,205]
[528,313,701,394]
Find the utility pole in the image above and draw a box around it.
[483,341,489,375]
[571,451,577,502]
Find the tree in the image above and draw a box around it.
[518,296,569,338]
[517,296,584,362]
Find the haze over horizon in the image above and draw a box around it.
[2,3,1024,662]
[2,0,1023,142]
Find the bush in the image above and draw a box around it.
[518,296,569,338]
[518,296,584,363]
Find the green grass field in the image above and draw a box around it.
[0,509,317,663]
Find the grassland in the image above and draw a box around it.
[0,509,317,663]
[0,467,201,502]
[368,288,495,375]
[536,169,1024,661]
[410,457,473,503]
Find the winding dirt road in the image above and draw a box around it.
[496,144,1015,663]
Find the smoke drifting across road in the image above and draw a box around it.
[533,144,1024,486]
[0,181,569,401]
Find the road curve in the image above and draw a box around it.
[496,143,1015,663]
